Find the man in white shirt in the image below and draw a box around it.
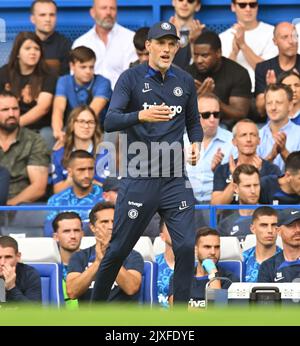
[258,84,300,172]
[219,0,277,92]
[72,0,137,89]
[184,92,233,227]
[185,92,233,204]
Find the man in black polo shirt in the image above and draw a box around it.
[258,208,300,283]
[187,30,251,128]
[30,0,71,75]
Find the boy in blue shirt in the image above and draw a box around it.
[52,46,112,141]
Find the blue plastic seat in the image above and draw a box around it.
[138,261,158,305]
[26,262,64,307]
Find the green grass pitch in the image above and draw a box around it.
[1,304,300,326]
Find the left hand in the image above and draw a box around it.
[250,154,263,171]
[274,132,287,153]
[2,264,16,290]
[194,78,215,97]
[189,19,206,44]
[186,142,200,166]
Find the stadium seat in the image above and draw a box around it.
[0,226,44,237]
[220,237,243,261]
[17,238,61,263]
[243,234,283,251]
[138,261,158,305]
[134,236,155,261]
[80,236,96,250]
[26,262,64,307]
[153,236,165,256]
[218,260,243,282]
[0,208,47,237]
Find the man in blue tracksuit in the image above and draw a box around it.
[91,21,203,304]
[258,208,300,283]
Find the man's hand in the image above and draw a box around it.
[274,132,287,153]
[194,78,215,97]
[138,103,173,123]
[250,154,263,171]
[274,131,289,160]
[230,37,240,59]
[53,129,65,144]
[211,148,224,172]
[95,240,105,263]
[266,69,277,85]
[229,154,237,175]
[94,225,112,258]
[169,16,181,34]
[266,142,279,162]
[169,17,205,44]
[2,264,16,290]
[186,142,200,166]
[233,23,246,48]
[189,19,206,44]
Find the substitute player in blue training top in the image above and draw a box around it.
[91,21,203,304]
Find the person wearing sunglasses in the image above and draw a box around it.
[220,1,277,93]
[184,92,233,227]
[255,22,300,116]
[187,30,251,129]
[170,0,204,69]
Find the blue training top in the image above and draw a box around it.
[104,63,203,178]
[51,146,110,185]
[258,251,300,282]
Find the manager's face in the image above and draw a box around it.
[146,36,179,74]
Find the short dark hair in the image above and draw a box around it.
[232,164,260,185]
[134,27,150,50]
[0,90,18,99]
[194,31,221,51]
[70,46,96,64]
[195,227,219,244]
[52,212,82,233]
[68,150,94,167]
[0,236,18,253]
[264,83,293,102]
[30,0,57,13]
[89,201,115,225]
[285,151,300,174]
[252,206,278,223]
